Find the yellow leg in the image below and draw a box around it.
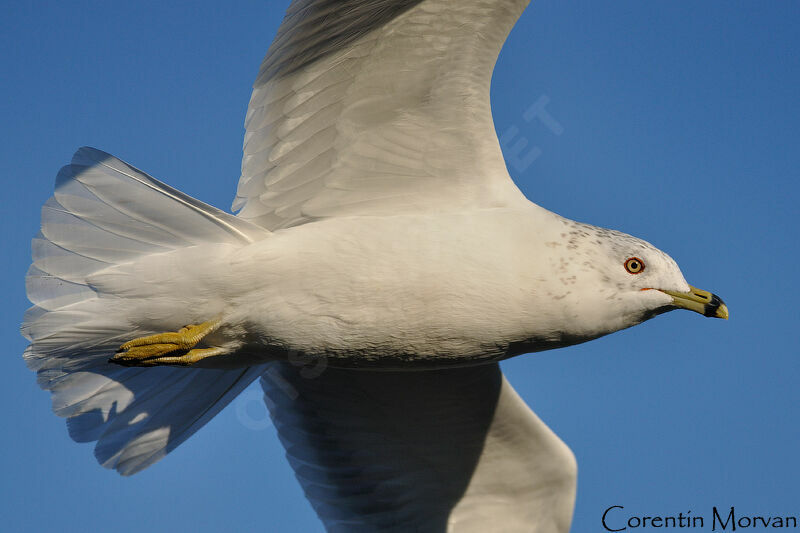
[110,319,224,367]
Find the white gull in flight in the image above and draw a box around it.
[22,1,727,531]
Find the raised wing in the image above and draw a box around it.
[262,362,576,532]
[234,0,530,229]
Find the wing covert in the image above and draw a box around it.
[235,0,530,229]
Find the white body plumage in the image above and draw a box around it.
[91,207,681,369]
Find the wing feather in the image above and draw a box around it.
[262,362,576,532]
[235,0,530,229]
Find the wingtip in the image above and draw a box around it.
[71,146,114,168]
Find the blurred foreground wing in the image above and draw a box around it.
[234,0,530,229]
[262,362,576,532]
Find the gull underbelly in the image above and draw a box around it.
[97,210,600,369]
[232,214,544,367]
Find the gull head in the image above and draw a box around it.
[536,219,728,346]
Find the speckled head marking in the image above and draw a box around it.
[518,214,722,347]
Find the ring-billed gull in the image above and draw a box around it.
[22,1,727,531]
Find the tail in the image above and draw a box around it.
[22,147,269,475]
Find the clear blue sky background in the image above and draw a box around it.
[2,1,798,532]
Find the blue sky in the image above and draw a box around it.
[2,1,798,532]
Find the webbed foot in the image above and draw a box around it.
[110,319,225,367]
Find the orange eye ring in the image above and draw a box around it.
[624,257,645,274]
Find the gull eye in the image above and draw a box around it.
[624,257,645,274]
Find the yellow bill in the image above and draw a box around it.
[658,285,729,319]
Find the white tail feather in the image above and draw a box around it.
[23,147,269,475]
